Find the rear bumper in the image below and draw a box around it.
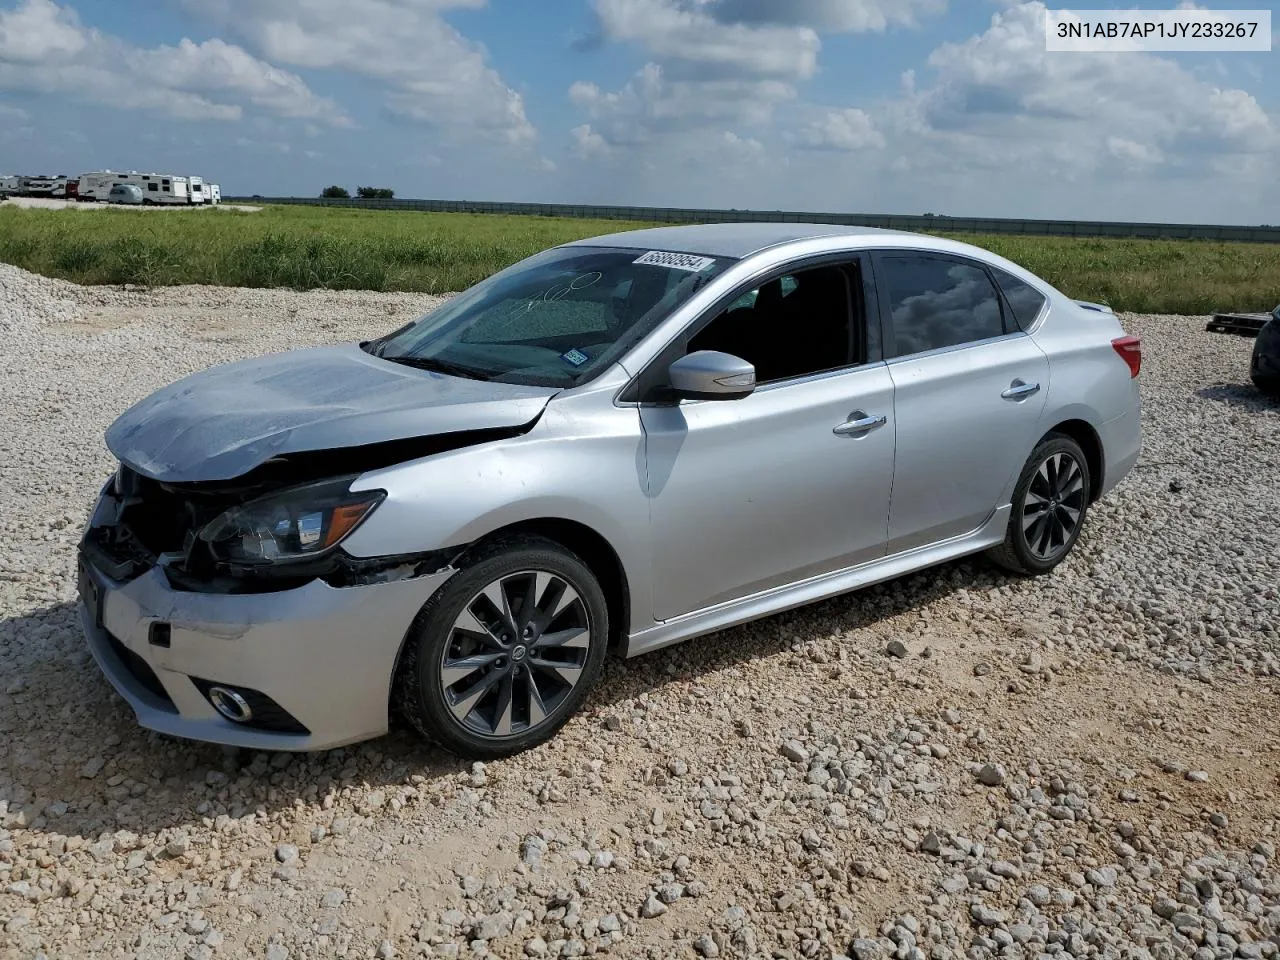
[79,557,454,752]
[1098,389,1142,497]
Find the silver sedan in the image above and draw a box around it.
[78,223,1142,757]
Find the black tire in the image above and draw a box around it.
[987,433,1091,576]
[1251,321,1280,399]
[392,535,609,759]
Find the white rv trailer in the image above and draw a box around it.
[19,175,61,196]
[187,175,206,205]
[207,183,221,204]
[78,170,191,204]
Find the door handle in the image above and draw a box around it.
[833,413,887,436]
[1001,379,1041,400]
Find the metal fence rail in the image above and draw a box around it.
[226,196,1280,244]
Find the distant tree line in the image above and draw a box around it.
[320,185,395,199]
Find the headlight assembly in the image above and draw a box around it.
[198,477,384,566]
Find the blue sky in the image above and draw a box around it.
[1,0,1277,222]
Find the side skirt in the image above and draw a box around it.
[624,505,1011,658]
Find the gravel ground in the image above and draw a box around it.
[1,263,1278,960]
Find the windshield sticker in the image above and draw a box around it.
[633,250,716,272]
[561,348,590,367]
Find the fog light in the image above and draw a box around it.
[208,686,253,723]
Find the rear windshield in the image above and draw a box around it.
[369,245,735,387]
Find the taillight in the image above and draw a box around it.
[1112,335,1141,378]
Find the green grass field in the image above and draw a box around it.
[1,201,1278,314]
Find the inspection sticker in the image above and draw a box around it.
[633,250,716,272]
[561,348,590,366]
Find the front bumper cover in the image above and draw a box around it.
[78,553,454,752]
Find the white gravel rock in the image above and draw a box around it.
[2,268,1279,959]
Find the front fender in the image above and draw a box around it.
[340,395,653,633]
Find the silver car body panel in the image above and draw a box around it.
[639,362,895,619]
[82,223,1142,750]
[79,483,458,748]
[884,332,1050,554]
[625,505,1013,658]
[104,343,558,482]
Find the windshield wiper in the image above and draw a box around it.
[380,354,495,381]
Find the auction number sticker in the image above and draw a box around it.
[633,250,717,272]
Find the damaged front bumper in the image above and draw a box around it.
[77,485,457,751]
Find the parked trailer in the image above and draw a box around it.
[187,176,206,205]
[18,175,64,197]
[77,170,190,204]
[207,183,221,204]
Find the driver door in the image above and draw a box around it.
[639,257,896,620]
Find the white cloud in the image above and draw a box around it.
[568,0,821,158]
[0,0,84,59]
[570,123,609,158]
[1106,137,1163,168]
[890,1,1276,175]
[185,0,536,144]
[567,0,947,160]
[591,0,820,80]
[712,0,947,33]
[566,0,1278,219]
[0,0,343,124]
[0,100,29,120]
[794,107,885,151]
[570,63,796,147]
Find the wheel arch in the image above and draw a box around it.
[455,518,632,656]
[1042,418,1104,503]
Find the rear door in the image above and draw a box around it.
[639,254,896,620]
[871,251,1049,554]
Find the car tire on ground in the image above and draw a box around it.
[393,535,609,759]
[1251,320,1280,399]
[987,432,1091,577]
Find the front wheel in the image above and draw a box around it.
[393,535,609,759]
[987,433,1091,576]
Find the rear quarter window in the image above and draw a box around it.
[991,267,1047,330]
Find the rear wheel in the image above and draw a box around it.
[393,535,609,759]
[987,433,1091,576]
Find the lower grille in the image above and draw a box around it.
[106,630,175,710]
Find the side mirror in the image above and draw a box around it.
[667,350,756,401]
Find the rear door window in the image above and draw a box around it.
[875,254,1006,358]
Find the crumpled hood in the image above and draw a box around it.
[106,344,558,483]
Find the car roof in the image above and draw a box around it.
[562,222,917,260]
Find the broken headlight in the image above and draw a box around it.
[198,477,385,566]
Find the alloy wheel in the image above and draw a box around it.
[439,570,592,739]
[1021,452,1086,561]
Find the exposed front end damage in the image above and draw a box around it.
[74,429,523,750]
[82,433,498,594]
